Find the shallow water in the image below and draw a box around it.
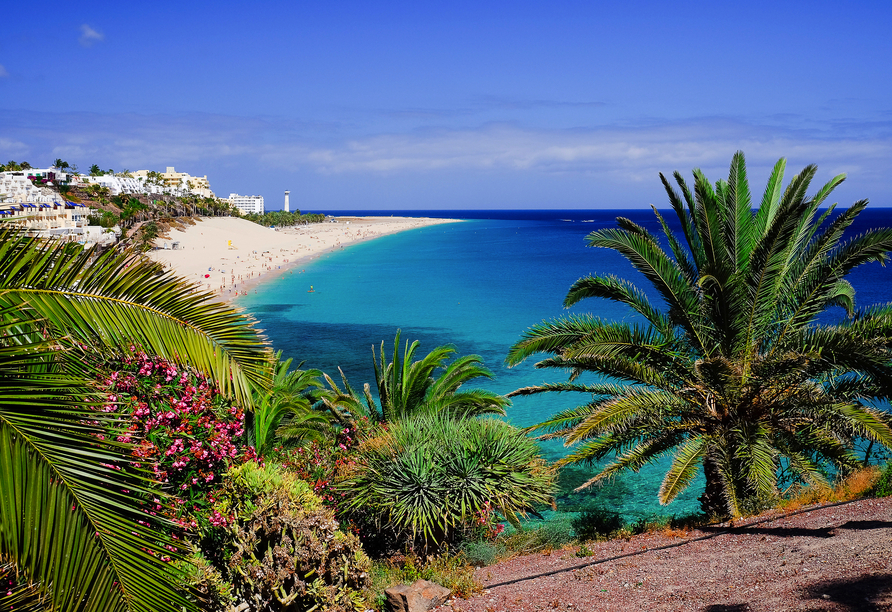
[240,208,892,520]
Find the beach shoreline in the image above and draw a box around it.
[147,215,461,301]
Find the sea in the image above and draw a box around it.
[239,208,892,522]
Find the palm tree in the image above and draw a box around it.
[369,330,509,422]
[249,350,329,454]
[317,331,509,426]
[507,152,892,518]
[138,221,159,252]
[0,227,272,611]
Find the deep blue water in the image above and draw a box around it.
[240,208,892,520]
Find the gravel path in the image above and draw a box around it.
[438,497,892,612]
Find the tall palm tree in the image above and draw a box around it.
[0,228,272,611]
[507,152,892,517]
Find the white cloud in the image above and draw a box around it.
[0,138,29,158]
[79,24,104,47]
[263,120,892,187]
[0,64,8,78]
[2,110,891,206]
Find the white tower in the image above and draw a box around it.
[284,190,290,213]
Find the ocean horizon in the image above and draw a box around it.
[241,207,892,521]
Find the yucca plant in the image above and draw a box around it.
[507,152,892,517]
[338,415,555,552]
[0,228,272,612]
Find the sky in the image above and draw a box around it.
[1,0,890,210]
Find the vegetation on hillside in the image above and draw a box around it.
[0,160,34,171]
[239,209,327,227]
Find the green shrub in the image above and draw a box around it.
[575,543,595,558]
[370,551,481,604]
[200,462,371,612]
[572,506,624,541]
[177,549,234,611]
[869,462,892,497]
[338,415,555,554]
[498,517,574,556]
[460,540,507,567]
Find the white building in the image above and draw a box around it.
[132,167,215,198]
[0,171,63,203]
[0,200,94,235]
[228,193,264,215]
[80,174,164,196]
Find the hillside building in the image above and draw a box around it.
[0,171,63,203]
[228,193,264,215]
[132,167,215,198]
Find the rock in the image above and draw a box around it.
[385,579,451,612]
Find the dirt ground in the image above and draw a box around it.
[436,497,892,612]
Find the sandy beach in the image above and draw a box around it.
[147,215,460,301]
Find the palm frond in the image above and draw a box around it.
[0,229,271,406]
[0,345,193,612]
[563,274,673,333]
[658,435,708,504]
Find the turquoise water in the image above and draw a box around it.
[240,208,892,521]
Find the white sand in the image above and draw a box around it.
[147,216,460,301]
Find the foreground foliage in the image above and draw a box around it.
[370,551,481,607]
[99,352,256,523]
[325,330,511,426]
[338,415,555,552]
[508,152,892,517]
[0,229,271,612]
[249,350,329,455]
[197,462,372,612]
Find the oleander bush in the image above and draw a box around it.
[99,353,381,611]
[99,352,256,523]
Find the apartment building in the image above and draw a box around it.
[227,193,264,215]
[131,167,215,198]
[0,172,61,203]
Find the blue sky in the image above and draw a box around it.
[1,0,890,210]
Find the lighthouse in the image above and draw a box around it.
[284,190,290,213]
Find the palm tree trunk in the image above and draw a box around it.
[698,453,729,518]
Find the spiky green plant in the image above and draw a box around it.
[318,330,510,425]
[0,228,271,612]
[370,330,509,422]
[507,152,892,517]
[249,350,328,454]
[339,415,555,551]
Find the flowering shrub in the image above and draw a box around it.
[99,352,256,520]
[274,424,362,510]
[465,501,505,541]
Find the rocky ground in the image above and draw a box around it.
[437,496,892,612]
